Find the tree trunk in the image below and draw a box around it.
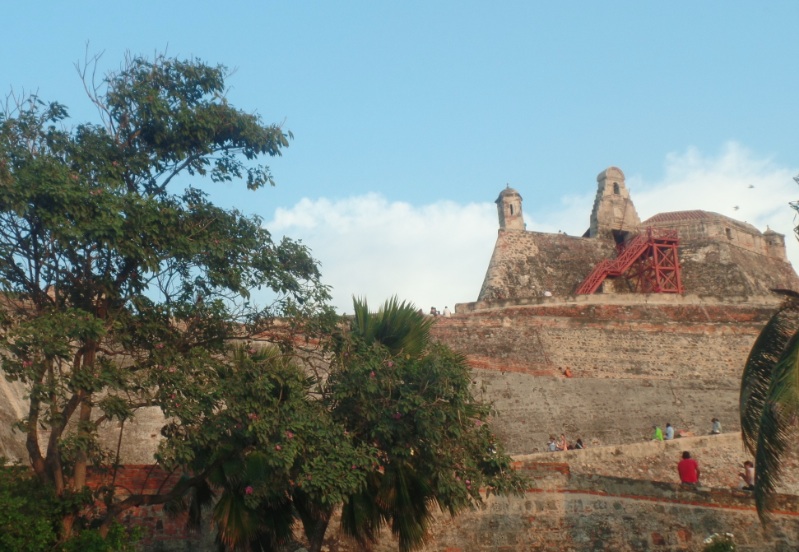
[304,513,330,552]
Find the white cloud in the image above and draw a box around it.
[266,144,799,314]
[632,143,799,268]
[269,193,498,314]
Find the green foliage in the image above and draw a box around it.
[0,465,140,551]
[165,346,373,550]
[327,297,526,552]
[60,522,142,552]
[0,55,524,552]
[740,294,799,521]
[0,466,58,551]
[0,53,328,544]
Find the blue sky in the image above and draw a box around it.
[4,2,799,312]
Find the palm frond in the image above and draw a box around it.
[740,300,799,454]
[340,472,385,547]
[753,328,799,521]
[351,296,432,358]
[381,462,433,552]
[213,491,259,549]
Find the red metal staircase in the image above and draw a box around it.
[576,228,683,295]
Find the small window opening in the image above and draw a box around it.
[613,182,620,195]
[510,204,514,215]
[725,228,732,239]
[612,229,630,247]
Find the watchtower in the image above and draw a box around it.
[589,167,641,242]
[496,185,524,231]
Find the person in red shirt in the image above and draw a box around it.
[678,451,700,485]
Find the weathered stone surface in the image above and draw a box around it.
[476,170,799,305]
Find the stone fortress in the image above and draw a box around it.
[416,167,799,551]
[3,166,799,550]
[434,166,799,454]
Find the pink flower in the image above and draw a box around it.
[245,486,253,495]
[351,465,357,470]
[22,360,32,368]
[248,348,256,355]
[392,412,402,420]
[248,413,258,420]
[155,343,165,350]
[370,371,376,378]
[275,444,282,451]
[387,361,394,368]
[285,430,294,439]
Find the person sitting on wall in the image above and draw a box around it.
[711,417,722,434]
[652,425,664,441]
[557,433,568,451]
[547,436,558,452]
[442,306,451,317]
[739,460,755,491]
[665,423,675,440]
[678,451,701,486]
[573,438,584,450]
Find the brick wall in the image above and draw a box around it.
[85,466,214,552]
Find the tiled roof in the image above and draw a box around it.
[643,210,712,224]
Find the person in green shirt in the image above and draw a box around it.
[653,425,664,441]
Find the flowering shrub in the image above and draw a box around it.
[702,533,736,552]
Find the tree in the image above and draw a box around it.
[177,345,373,551]
[323,297,526,552]
[0,54,330,541]
[0,55,525,550]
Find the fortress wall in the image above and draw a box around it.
[431,302,774,454]
[411,475,799,552]
[353,434,799,552]
[478,231,615,302]
[478,222,799,306]
[0,376,165,464]
[433,303,771,380]
[471,373,740,454]
[678,240,799,297]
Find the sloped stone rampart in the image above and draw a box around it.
[357,435,799,552]
[430,301,773,454]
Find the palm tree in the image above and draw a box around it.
[740,292,799,520]
[333,297,524,551]
[340,297,435,551]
